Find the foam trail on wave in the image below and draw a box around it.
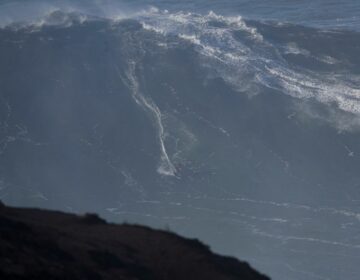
[118,62,176,177]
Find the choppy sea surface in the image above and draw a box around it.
[1,1,360,279]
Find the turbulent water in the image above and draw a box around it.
[1,1,360,279]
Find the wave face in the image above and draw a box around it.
[1,2,360,279]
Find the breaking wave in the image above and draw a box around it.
[2,3,360,280]
[2,7,360,117]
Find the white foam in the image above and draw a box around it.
[263,66,360,114]
[317,55,339,65]
[284,42,310,56]
[119,62,177,177]
[141,22,165,35]
[2,3,360,118]
[0,4,91,30]
[136,9,360,117]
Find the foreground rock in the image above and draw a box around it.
[0,202,269,280]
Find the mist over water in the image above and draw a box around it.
[1,1,360,279]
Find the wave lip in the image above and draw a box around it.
[1,9,94,30]
[3,4,360,121]
[136,9,360,117]
[2,5,360,119]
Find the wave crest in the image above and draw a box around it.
[2,4,360,118]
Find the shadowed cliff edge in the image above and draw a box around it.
[0,201,269,280]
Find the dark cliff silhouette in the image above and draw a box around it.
[0,201,269,280]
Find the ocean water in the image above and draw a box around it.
[1,1,360,279]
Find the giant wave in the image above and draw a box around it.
[1,4,360,280]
